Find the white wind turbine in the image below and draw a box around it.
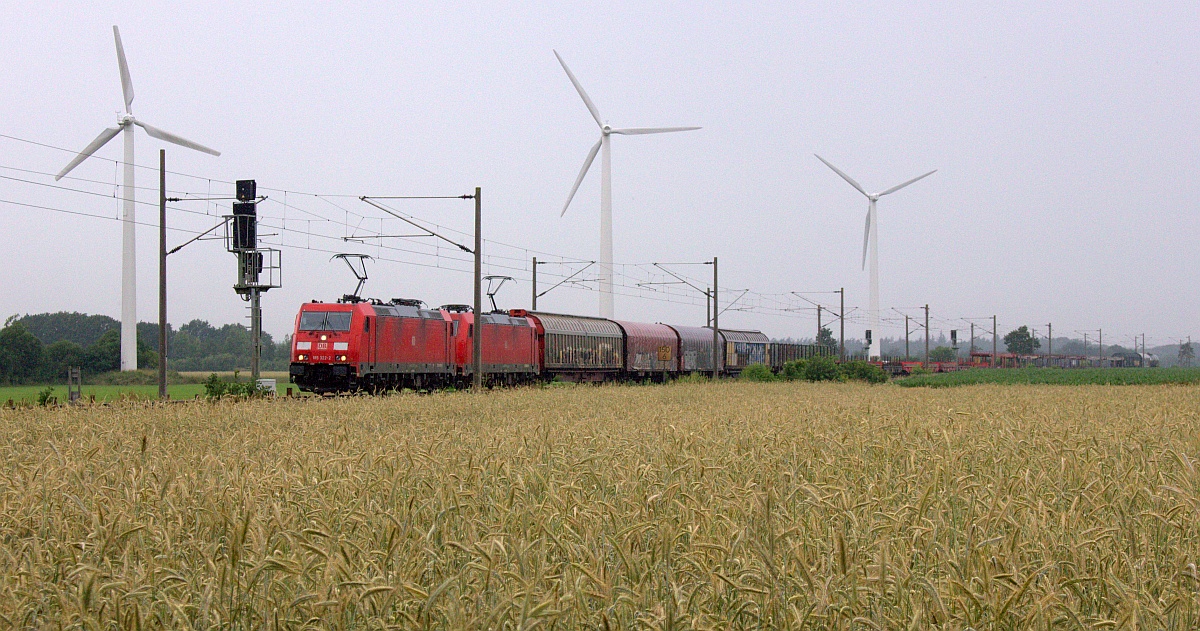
[555,50,699,319]
[815,155,935,359]
[56,26,220,371]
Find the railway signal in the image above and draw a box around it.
[225,179,280,386]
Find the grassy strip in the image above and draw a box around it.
[0,381,302,404]
[898,366,1200,387]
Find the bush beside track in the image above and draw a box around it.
[741,357,888,383]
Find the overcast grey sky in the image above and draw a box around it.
[1,1,1196,347]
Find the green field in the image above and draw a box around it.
[899,366,1200,387]
[0,380,301,405]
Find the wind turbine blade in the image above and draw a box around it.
[553,50,603,128]
[815,154,869,198]
[878,169,937,196]
[113,25,134,113]
[861,210,871,271]
[561,137,602,217]
[134,120,220,156]
[55,126,121,180]
[610,126,701,135]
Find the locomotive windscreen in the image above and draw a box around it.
[299,311,353,331]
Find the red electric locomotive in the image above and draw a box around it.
[441,305,539,386]
[290,298,454,393]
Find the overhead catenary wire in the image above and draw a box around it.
[0,195,223,237]
[0,136,1057,331]
[0,183,975,334]
[0,138,974,335]
[0,192,800,317]
[15,130,1175,343]
[1,132,725,281]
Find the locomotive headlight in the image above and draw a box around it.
[339,355,347,361]
[320,334,328,341]
[297,354,307,361]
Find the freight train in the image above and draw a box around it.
[288,297,834,394]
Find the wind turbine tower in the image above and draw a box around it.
[56,26,219,370]
[815,155,935,359]
[555,51,699,319]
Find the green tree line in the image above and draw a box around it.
[0,312,291,384]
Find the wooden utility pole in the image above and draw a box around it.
[1047,322,1053,366]
[158,149,168,400]
[1098,328,1103,368]
[817,305,822,340]
[711,257,719,379]
[924,304,930,365]
[992,315,997,368]
[531,256,537,310]
[905,314,910,360]
[838,287,845,362]
[473,187,482,389]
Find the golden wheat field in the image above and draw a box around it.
[2,382,1200,629]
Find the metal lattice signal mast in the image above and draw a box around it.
[554,50,700,319]
[55,26,220,371]
[814,155,935,359]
